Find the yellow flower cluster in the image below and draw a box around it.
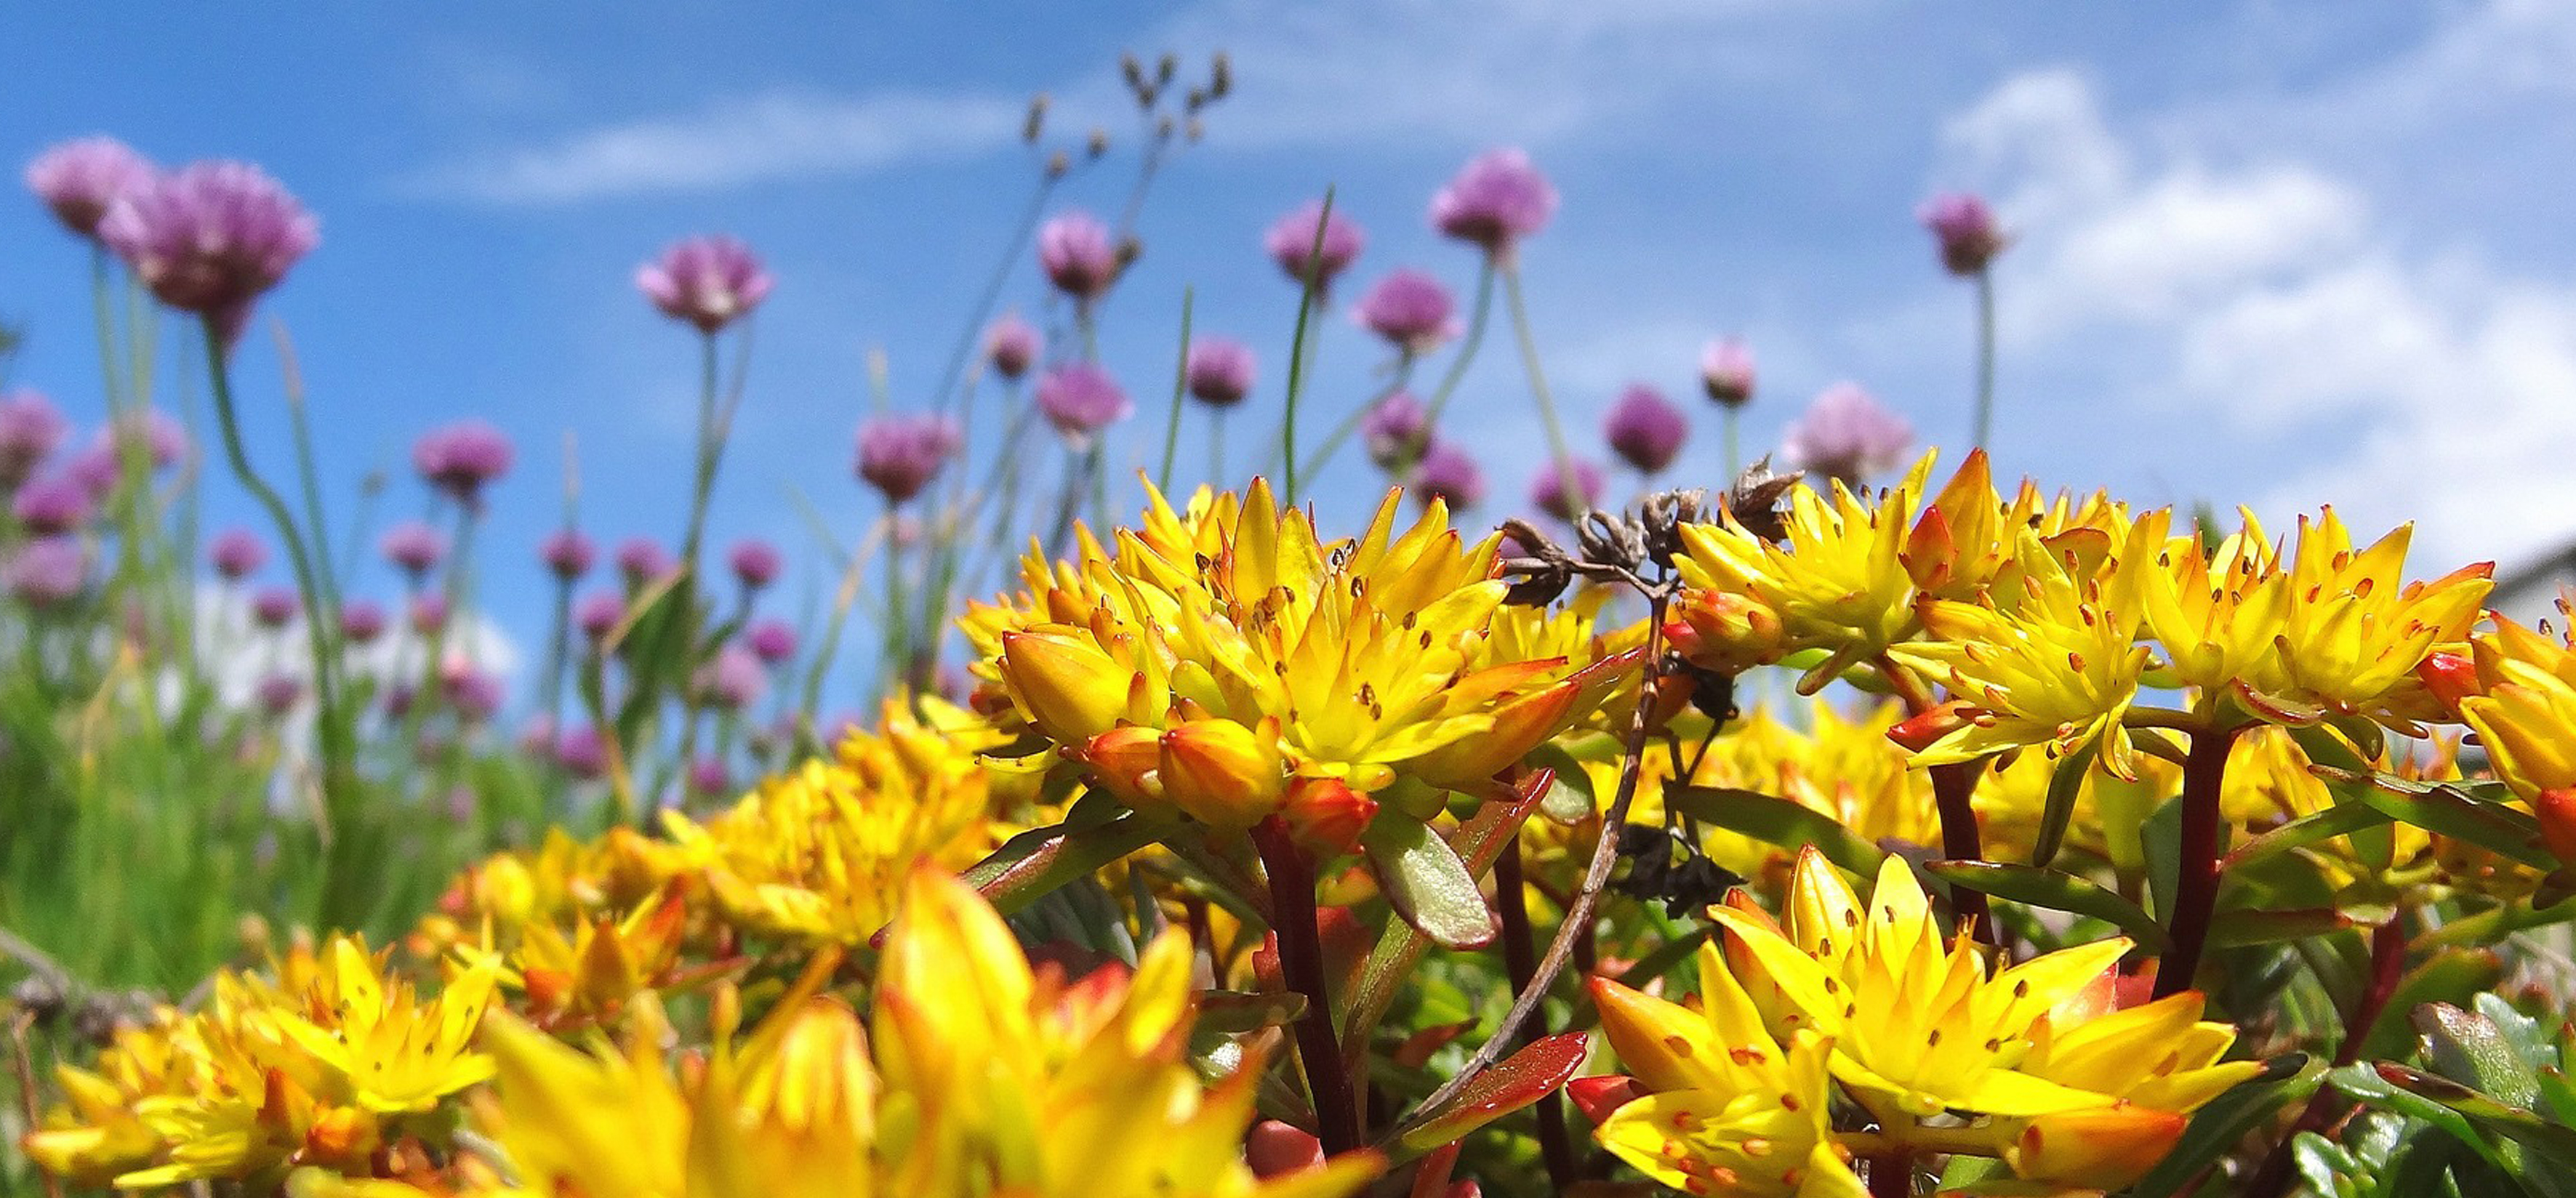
[966,479,1632,844]
[456,872,1376,1198]
[24,938,497,1189]
[1589,851,2258,1193]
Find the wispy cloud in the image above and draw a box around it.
[414,89,1027,204]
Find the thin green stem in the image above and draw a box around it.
[1415,261,1497,430]
[1291,358,1415,486]
[200,321,360,928]
[1722,408,1741,480]
[1972,267,1996,450]
[934,174,1057,415]
[1498,261,1584,518]
[1280,187,1336,503]
[1157,288,1193,494]
[679,331,723,571]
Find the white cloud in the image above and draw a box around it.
[417,89,1027,204]
[1937,33,2576,568]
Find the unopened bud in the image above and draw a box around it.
[1022,94,1049,144]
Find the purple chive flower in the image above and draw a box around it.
[1264,199,1365,290]
[1918,193,2007,276]
[25,137,154,239]
[746,617,798,665]
[1700,338,1756,409]
[575,591,625,641]
[614,538,675,587]
[1363,392,1432,472]
[1038,209,1122,302]
[1783,383,1915,489]
[1431,149,1557,257]
[4,538,87,608]
[441,661,503,723]
[1353,269,1460,355]
[382,684,417,720]
[1530,459,1607,523]
[63,446,120,498]
[254,674,304,716]
[1035,363,1132,446]
[0,390,71,489]
[855,412,963,504]
[985,313,1041,380]
[249,586,300,630]
[515,715,558,757]
[696,646,768,710]
[207,528,268,581]
[539,528,595,581]
[686,756,731,798]
[412,421,513,506]
[1604,383,1689,475]
[1412,441,1487,511]
[339,598,388,645]
[555,725,608,780]
[728,538,782,590]
[636,235,773,333]
[11,475,94,536]
[1184,338,1257,409]
[97,161,318,340]
[92,409,190,476]
[380,520,447,579]
[409,592,449,635]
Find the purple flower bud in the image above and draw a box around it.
[84,409,189,483]
[1604,384,1688,475]
[4,538,87,608]
[339,598,388,645]
[1264,199,1365,290]
[380,520,447,579]
[1413,441,1486,511]
[441,660,503,723]
[636,234,773,333]
[728,538,782,590]
[98,161,318,339]
[1530,459,1606,523]
[746,617,798,665]
[1699,338,1756,409]
[686,756,731,798]
[63,446,119,498]
[207,527,268,580]
[614,538,675,587]
[410,592,449,635]
[412,420,513,505]
[25,137,153,239]
[1363,392,1431,472]
[696,646,768,710]
[382,684,417,720]
[855,412,963,504]
[515,715,557,757]
[1431,149,1557,257]
[1184,337,1256,409]
[11,475,94,536]
[539,528,595,581]
[576,591,625,641]
[1783,383,1914,489]
[253,673,303,716]
[249,586,300,630]
[555,725,608,779]
[1035,363,1131,446]
[1353,269,1460,355]
[984,313,1041,380]
[1918,192,2006,276]
[0,390,70,489]
[1038,210,1121,302]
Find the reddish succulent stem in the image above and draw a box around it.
[1877,655,1993,944]
[2156,723,2247,999]
[2244,912,2411,1198]
[1252,816,1365,1156]
[1494,836,1577,1188]
[1867,1149,1915,1198]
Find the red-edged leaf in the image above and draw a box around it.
[1398,1032,1590,1152]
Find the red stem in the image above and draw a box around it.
[1495,836,1577,1188]
[1927,762,1993,943]
[2156,724,2245,999]
[1867,1149,1914,1198]
[2242,912,2410,1198]
[1252,816,1365,1155]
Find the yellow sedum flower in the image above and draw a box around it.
[1589,945,1865,1197]
[970,479,1629,833]
[460,870,1379,1198]
[26,936,497,1191]
[1675,458,1935,690]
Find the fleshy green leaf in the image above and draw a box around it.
[2207,906,2352,949]
[2130,1054,2318,1198]
[962,811,1174,917]
[1926,859,2168,952]
[1394,1032,1589,1155]
[1666,785,1886,877]
[2029,737,2098,868]
[1362,814,1496,949]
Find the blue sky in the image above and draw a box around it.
[11,1,2576,704]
